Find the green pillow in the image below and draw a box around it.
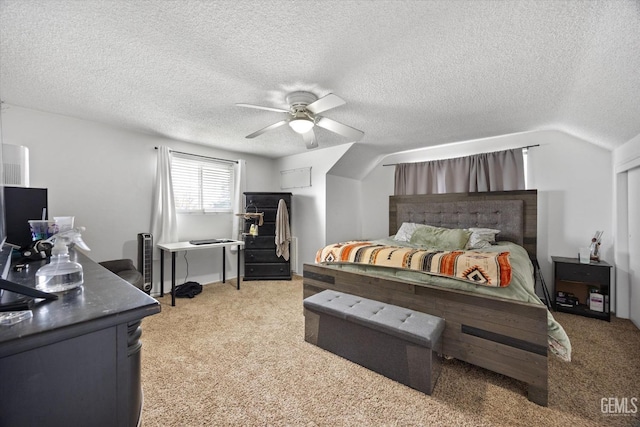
[409,226,471,250]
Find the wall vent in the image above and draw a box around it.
[2,144,29,187]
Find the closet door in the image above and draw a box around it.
[629,167,640,328]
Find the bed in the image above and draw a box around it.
[303,190,571,406]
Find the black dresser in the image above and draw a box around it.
[0,249,160,426]
[243,192,292,281]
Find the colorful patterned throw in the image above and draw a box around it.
[316,241,512,287]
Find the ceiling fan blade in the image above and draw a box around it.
[306,93,345,114]
[245,120,289,138]
[236,103,289,113]
[302,129,318,149]
[316,117,364,141]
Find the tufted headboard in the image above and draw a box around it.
[389,190,538,258]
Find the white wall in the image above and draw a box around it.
[613,133,640,173]
[276,145,351,274]
[1,105,278,293]
[613,132,640,319]
[527,132,613,292]
[359,130,613,300]
[627,167,640,327]
[326,175,362,243]
[359,164,394,239]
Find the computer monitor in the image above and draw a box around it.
[3,186,48,248]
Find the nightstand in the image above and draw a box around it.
[552,256,611,321]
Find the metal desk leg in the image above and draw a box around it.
[222,247,226,283]
[171,252,176,307]
[236,246,241,290]
[160,249,165,297]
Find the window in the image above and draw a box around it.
[171,153,234,213]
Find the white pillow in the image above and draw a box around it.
[466,228,501,249]
[393,222,431,242]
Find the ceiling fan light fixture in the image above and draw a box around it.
[238,92,363,146]
[289,116,314,134]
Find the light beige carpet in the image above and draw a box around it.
[140,276,640,426]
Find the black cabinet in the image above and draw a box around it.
[243,192,292,281]
[0,250,160,426]
[552,256,611,321]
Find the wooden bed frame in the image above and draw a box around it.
[303,190,549,406]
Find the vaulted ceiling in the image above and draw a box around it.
[1,0,639,159]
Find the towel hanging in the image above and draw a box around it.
[275,199,291,260]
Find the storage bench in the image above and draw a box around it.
[303,290,445,395]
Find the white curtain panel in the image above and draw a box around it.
[230,159,246,253]
[394,148,525,195]
[151,146,178,256]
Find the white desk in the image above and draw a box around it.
[157,240,244,306]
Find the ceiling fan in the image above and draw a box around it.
[236,91,364,149]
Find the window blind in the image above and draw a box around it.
[171,154,234,213]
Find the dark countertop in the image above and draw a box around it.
[0,249,160,358]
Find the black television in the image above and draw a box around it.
[3,186,48,248]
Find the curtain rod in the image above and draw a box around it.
[154,147,238,164]
[381,144,540,167]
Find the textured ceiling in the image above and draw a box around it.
[1,0,639,159]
